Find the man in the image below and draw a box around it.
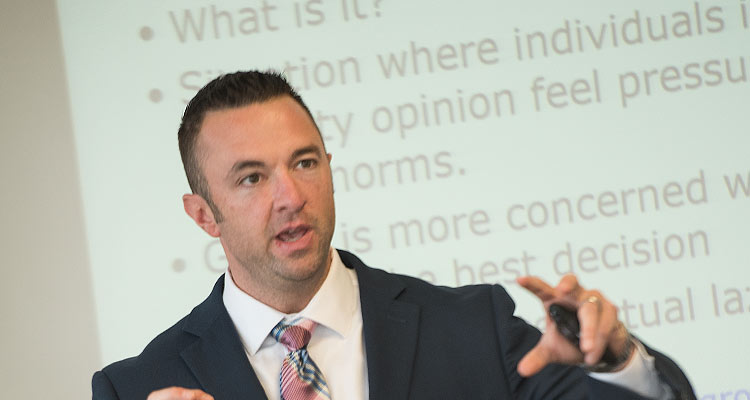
[92,71,695,399]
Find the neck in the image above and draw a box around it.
[228,250,333,314]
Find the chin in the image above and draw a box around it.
[278,253,329,280]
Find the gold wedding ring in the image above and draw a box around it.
[583,295,601,310]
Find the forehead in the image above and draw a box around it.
[197,96,322,163]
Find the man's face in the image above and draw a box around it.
[193,96,335,297]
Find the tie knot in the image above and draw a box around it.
[272,318,316,351]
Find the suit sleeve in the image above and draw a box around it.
[92,370,120,400]
[646,345,697,399]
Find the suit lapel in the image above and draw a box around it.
[180,277,268,400]
[341,251,420,400]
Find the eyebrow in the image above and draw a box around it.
[226,145,324,179]
[227,160,265,179]
[290,145,323,161]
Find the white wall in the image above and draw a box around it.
[0,1,100,398]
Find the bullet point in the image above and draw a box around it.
[149,89,163,103]
[140,26,154,41]
[172,258,186,273]
[205,240,228,273]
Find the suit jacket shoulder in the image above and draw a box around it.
[92,278,268,399]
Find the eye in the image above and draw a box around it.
[296,159,317,169]
[240,173,261,185]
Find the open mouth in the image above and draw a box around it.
[276,226,310,243]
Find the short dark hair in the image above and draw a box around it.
[177,70,317,221]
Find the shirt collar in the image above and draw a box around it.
[223,249,358,355]
[300,249,358,339]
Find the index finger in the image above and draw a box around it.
[517,276,556,303]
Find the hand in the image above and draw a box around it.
[516,274,632,377]
[147,387,214,400]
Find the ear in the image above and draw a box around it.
[183,193,221,237]
[327,153,332,163]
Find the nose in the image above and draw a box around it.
[272,169,305,213]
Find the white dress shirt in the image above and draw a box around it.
[223,250,367,400]
[223,249,670,399]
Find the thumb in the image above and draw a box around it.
[517,342,551,377]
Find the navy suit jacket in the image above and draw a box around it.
[92,250,695,399]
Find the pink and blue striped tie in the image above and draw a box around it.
[271,318,331,400]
